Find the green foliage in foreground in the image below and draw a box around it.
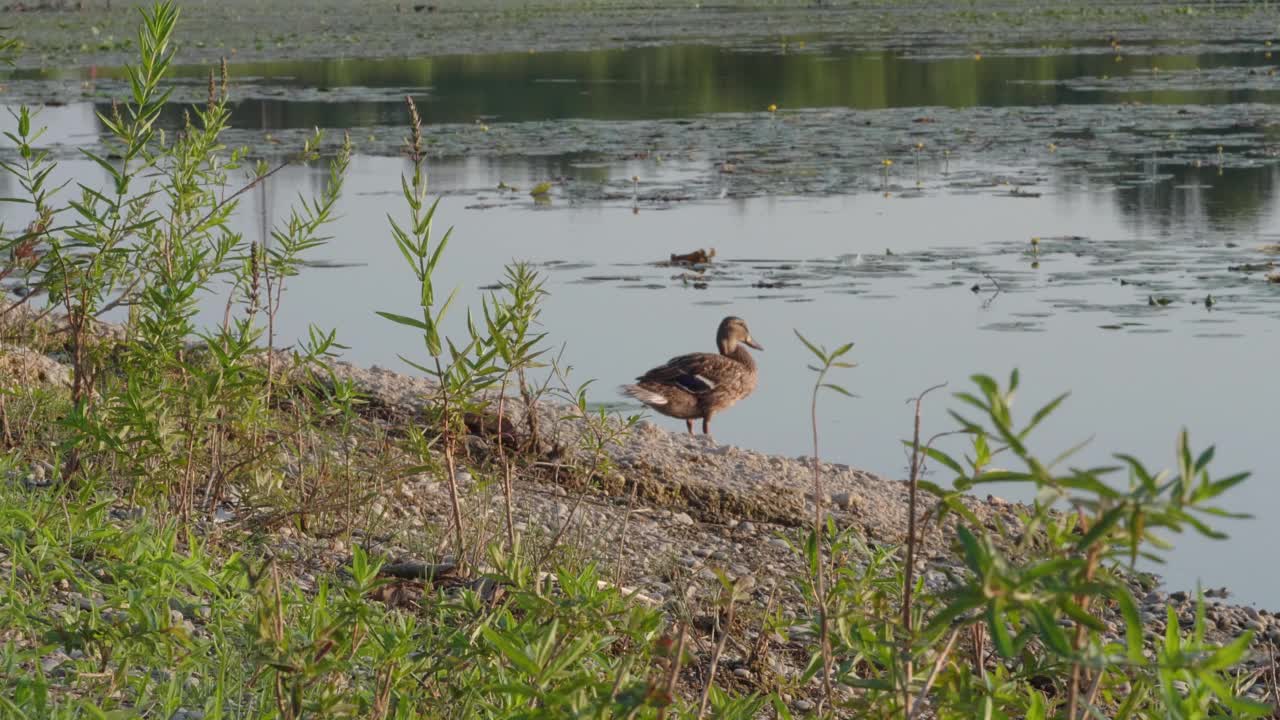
[0,473,721,719]
[0,2,1273,719]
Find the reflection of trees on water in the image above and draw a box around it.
[72,45,1280,130]
[35,43,1280,230]
[1110,163,1280,236]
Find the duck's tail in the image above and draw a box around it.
[620,384,668,406]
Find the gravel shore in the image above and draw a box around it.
[3,335,1277,708]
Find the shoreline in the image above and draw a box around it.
[3,324,1279,706]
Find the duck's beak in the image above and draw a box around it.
[744,336,763,351]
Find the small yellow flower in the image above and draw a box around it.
[767,103,778,112]
[1266,51,1273,60]
[882,159,893,167]
[1267,40,1274,47]
[1048,143,1057,152]
[1030,237,1040,245]
[1115,55,1124,63]
[914,142,924,151]
[973,52,983,61]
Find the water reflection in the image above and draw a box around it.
[9,43,1280,128]
[1114,163,1280,234]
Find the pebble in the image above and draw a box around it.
[672,511,694,526]
[733,667,751,679]
[41,651,70,673]
[795,700,815,712]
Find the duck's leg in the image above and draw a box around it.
[701,414,717,445]
[685,418,695,434]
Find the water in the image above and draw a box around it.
[3,41,1280,603]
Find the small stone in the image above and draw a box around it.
[794,700,815,712]
[805,491,831,505]
[733,667,752,679]
[672,512,694,526]
[1245,620,1265,633]
[737,521,755,535]
[1244,606,1261,621]
[41,651,70,673]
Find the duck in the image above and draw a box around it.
[620,316,762,438]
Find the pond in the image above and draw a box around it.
[3,40,1280,603]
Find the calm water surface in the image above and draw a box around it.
[3,41,1279,602]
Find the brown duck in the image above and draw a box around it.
[621,316,762,437]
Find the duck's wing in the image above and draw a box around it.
[637,352,740,395]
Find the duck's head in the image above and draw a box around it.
[717,316,763,354]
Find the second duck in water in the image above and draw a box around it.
[621,316,762,438]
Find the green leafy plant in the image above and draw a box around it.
[795,330,857,712]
